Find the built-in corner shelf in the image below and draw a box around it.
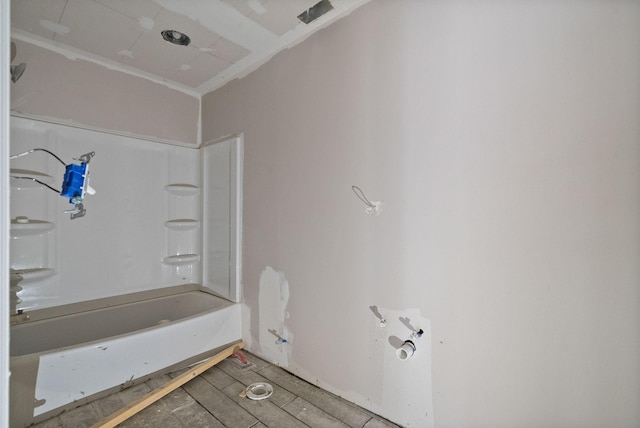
[11,218,55,237]
[10,168,54,189]
[163,182,200,272]
[10,267,55,282]
[164,219,200,231]
[164,184,200,197]
[162,254,200,266]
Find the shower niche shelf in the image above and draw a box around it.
[163,180,200,279]
[164,219,200,231]
[162,254,200,266]
[164,183,200,197]
[10,267,55,282]
[11,218,55,237]
[10,215,55,283]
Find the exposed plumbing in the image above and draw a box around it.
[369,305,387,327]
[397,317,424,361]
[397,340,416,360]
[268,328,288,345]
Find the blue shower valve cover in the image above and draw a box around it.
[60,162,88,202]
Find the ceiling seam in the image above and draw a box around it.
[11,30,202,100]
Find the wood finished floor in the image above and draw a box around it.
[32,351,401,428]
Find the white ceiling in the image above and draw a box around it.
[11,0,370,97]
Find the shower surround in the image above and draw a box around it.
[9,116,243,426]
[10,116,205,309]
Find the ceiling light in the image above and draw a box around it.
[161,30,191,46]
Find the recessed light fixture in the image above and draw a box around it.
[161,29,191,46]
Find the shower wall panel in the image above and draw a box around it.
[10,116,201,310]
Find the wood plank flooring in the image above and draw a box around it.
[32,351,401,428]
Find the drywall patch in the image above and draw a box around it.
[138,17,155,31]
[258,266,292,367]
[379,307,435,428]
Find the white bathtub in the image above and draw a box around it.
[10,284,241,427]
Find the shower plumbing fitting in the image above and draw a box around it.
[369,305,387,327]
[268,328,289,345]
[397,328,424,361]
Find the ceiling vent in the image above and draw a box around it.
[297,0,334,24]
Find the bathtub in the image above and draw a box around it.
[9,284,241,427]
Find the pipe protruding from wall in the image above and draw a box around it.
[369,305,387,327]
[268,328,288,345]
[397,340,416,360]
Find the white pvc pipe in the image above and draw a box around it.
[397,340,416,361]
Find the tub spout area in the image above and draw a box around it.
[10,309,30,326]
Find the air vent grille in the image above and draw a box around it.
[298,0,334,24]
